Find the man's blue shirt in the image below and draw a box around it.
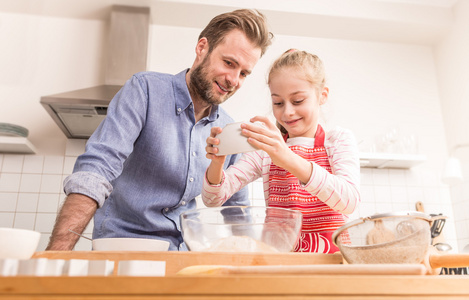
[64,69,249,250]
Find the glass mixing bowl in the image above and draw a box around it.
[180,206,302,253]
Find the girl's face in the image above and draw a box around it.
[269,67,328,138]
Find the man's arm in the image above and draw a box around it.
[46,193,98,251]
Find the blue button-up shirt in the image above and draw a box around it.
[64,69,249,250]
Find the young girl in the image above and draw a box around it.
[202,49,360,253]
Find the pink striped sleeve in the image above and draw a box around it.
[303,127,360,214]
[201,150,265,207]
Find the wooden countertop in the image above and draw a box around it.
[0,251,468,299]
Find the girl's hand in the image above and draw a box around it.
[241,116,293,170]
[205,126,226,185]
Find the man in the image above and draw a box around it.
[46,9,273,251]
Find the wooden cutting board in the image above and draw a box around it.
[177,263,427,276]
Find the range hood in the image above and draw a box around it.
[40,5,150,138]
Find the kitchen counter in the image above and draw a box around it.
[1,251,468,299]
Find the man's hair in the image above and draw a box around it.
[199,9,273,57]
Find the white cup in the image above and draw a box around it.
[214,122,260,156]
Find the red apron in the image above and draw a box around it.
[268,125,346,253]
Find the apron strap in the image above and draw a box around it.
[283,124,325,147]
[314,124,325,148]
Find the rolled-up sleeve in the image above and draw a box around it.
[63,171,113,207]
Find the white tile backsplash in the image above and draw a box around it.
[16,193,39,212]
[38,233,51,252]
[13,212,36,230]
[35,213,56,233]
[407,186,425,203]
[358,185,375,203]
[40,175,62,193]
[19,174,42,193]
[388,169,407,186]
[22,155,44,174]
[420,168,440,188]
[63,157,77,175]
[1,155,24,173]
[390,186,408,203]
[43,156,64,174]
[0,173,21,192]
[37,193,60,213]
[373,186,392,203]
[360,168,373,185]
[406,169,423,186]
[391,201,411,211]
[358,202,376,217]
[375,202,393,213]
[0,148,466,253]
[0,192,18,211]
[371,169,389,185]
[0,212,14,227]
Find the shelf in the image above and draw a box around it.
[359,152,426,169]
[0,136,37,154]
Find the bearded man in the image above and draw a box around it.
[47,9,273,251]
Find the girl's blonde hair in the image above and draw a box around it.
[267,49,327,135]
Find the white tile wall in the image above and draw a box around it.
[0,140,465,252]
[0,139,86,251]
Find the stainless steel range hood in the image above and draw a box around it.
[40,5,150,138]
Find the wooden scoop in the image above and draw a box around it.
[366,219,395,245]
[177,264,427,276]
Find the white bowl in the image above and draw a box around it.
[0,228,40,259]
[92,238,170,251]
[215,122,259,156]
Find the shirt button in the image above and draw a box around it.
[181,201,186,206]
[189,177,194,182]
[192,152,196,156]
[177,107,182,112]
[164,208,169,212]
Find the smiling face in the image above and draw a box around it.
[189,29,261,106]
[270,67,328,138]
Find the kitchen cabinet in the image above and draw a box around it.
[1,251,467,299]
[0,136,37,154]
[359,152,426,169]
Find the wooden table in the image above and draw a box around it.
[0,251,468,299]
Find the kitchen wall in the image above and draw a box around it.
[0,2,465,252]
[434,0,469,252]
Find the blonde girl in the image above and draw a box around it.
[203,49,360,253]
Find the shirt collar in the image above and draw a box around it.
[173,68,219,122]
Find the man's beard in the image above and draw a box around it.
[189,56,235,106]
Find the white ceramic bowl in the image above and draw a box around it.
[92,238,170,251]
[215,122,260,156]
[0,227,40,259]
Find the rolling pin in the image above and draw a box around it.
[424,248,469,275]
[176,264,427,276]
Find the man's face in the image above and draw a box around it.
[190,30,262,105]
